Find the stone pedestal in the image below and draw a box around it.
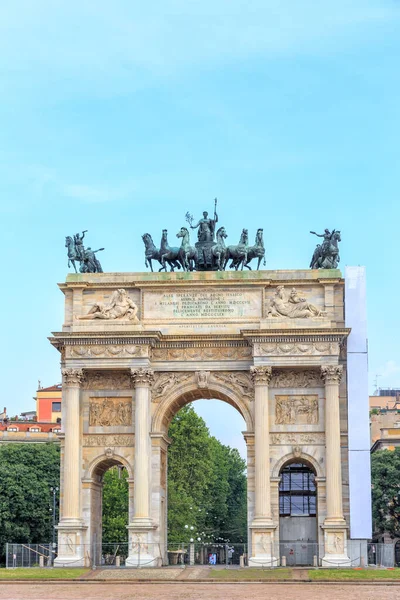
[55,369,87,567]
[248,366,278,566]
[321,365,350,566]
[126,368,158,567]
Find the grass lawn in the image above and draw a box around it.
[0,568,89,579]
[309,568,400,580]
[210,568,293,580]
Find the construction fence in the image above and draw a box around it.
[4,541,398,569]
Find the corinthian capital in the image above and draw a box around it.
[130,368,154,388]
[250,366,272,385]
[62,368,85,386]
[321,365,343,384]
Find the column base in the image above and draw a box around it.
[321,522,351,567]
[54,523,88,568]
[321,555,352,567]
[248,521,278,567]
[126,523,161,568]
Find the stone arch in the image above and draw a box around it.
[84,452,133,564]
[272,451,323,479]
[85,452,133,481]
[151,378,253,433]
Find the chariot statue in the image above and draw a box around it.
[142,199,266,272]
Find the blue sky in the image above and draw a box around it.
[0,1,399,452]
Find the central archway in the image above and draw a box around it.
[151,378,254,563]
[152,380,254,434]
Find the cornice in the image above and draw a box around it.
[49,332,161,344]
[48,328,350,352]
[59,270,343,291]
[241,328,351,343]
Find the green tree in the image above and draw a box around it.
[0,444,60,564]
[102,466,129,544]
[371,448,400,537]
[167,405,214,544]
[167,404,247,545]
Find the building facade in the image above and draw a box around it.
[50,267,371,567]
[370,390,400,452]
[36,384,62,422]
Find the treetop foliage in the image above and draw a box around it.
[371,447,400,538]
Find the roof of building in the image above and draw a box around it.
[0,421,61,432]
[37,384,62,393]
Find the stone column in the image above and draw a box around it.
[127,368,158,567]
[150,433,171,565]
[55,368,87,567]
[249,366,277,566]
[321,364,350,566]
[62,368,83,521]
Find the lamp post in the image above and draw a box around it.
[50,486,59,564]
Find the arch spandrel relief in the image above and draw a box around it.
[151,370,254,434]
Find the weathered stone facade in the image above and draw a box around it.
[51,269,352,567]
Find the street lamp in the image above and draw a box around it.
[50,486,59,562]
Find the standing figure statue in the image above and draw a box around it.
[80,247,105,273]
[309,229,341,269]
[186,198,218,242]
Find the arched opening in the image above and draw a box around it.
[88,456,132,566]
[395,540,400,567]
[279,460,317,566]
[159,394,249,566]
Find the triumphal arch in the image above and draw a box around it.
[50,266,369,567]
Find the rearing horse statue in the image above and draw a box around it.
[142,232,181,272]
[65,236,80,273]
[159,229,181,272]
[176,227,197,271]
[224,229,249,271]
[210,226,228,271]
[241,228,266,270]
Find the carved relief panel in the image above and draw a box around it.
[83,434,134,446]
[152,345,252,361]
[83,371,132,390]
[270,370,322,388]
[66,344,149,359]
[89,397,132,426]
[275,395,319,425]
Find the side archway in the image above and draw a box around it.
[83,452,133,564]
[272,451,323,480]
[85,452,133,481]
[275,455,319,564]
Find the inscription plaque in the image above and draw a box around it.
[143,289,262,320]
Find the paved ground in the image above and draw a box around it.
[0,583,399,600]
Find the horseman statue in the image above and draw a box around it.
[65,230,105,273]
[309,229,341,269]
